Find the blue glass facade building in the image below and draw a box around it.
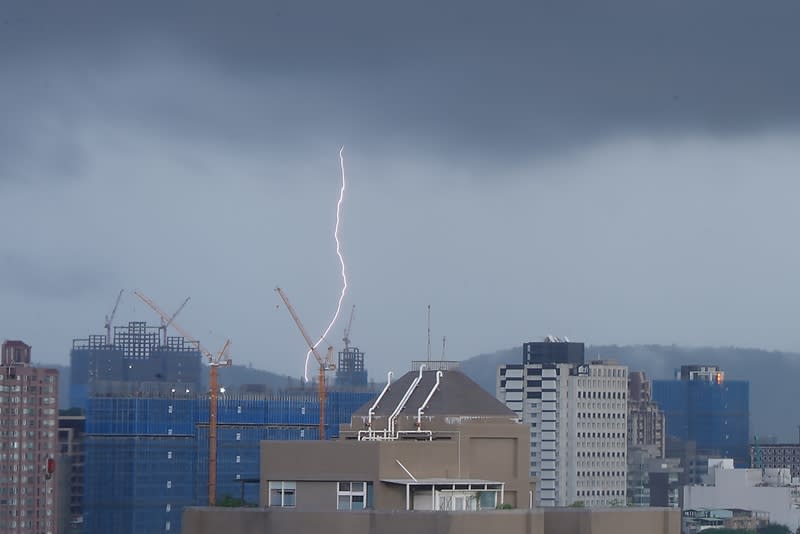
[652,367,749,467]
[83,391,375,534]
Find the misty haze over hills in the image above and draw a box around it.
[48,343,797,442]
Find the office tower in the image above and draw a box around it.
[498,339,627,507]
[653,365,749,467]
[523,338,584,366]
[0,341,59,534]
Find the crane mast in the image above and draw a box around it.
[342,305,356,352]
[133,290,232,505]
[274,287,335,440]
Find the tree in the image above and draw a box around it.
[217,495,246,507]
[758,524,791,534]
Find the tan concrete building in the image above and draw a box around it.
[264,369,532,511]
[0,340,59,534]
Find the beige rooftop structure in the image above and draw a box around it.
[264,368,531,511]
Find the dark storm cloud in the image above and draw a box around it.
[0,253,111,300]
[2,0,800,165]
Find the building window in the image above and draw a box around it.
[337,481,369,510]
[269,481,296,507]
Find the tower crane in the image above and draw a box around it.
[133,291,232,505]
[104,289,124,344]
[342,305,356,352]
[274,287,335,440]
[160,297,191,345]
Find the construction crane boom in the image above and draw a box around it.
[274,287,333,369]
[133,290,231,505]
[104,289,124,344]
[134,291,210,356]
[274,287,335,440]
[161,297,191,344]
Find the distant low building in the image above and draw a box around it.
[683,460,800,530]
[683,508,769,534]
[627,446,682,508]
[752,443,800,478]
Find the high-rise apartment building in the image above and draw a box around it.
[628,371,665,456]
[498,340,628,507]
[0,340,59,534]
[653,365,749,467]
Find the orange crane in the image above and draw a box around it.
[133,291,232,505]
[104,289,124,344]
[274,287,335,440]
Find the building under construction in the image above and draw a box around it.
[70,321,203,411]
[336,346,368,388]
[83,391,375,534]
[71,320,375,533]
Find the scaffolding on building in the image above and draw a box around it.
[83,391,375,534]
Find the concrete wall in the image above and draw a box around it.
[183,506,679,534]
[261,420,531,509]
[544,508,681,534]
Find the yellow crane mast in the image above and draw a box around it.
[274,287,336,440]
[133,291,232,505]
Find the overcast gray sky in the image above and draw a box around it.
[3,1,800,380]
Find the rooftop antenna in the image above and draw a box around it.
[426,304,431,362]
[441,336,446,359]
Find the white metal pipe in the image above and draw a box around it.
[395,459,418,482]
[416,370,443,428]
[367,371,393,429]
[388,365,425,436]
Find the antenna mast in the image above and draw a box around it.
[426,304,431,362]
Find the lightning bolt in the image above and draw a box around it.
[304,146,348,381]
